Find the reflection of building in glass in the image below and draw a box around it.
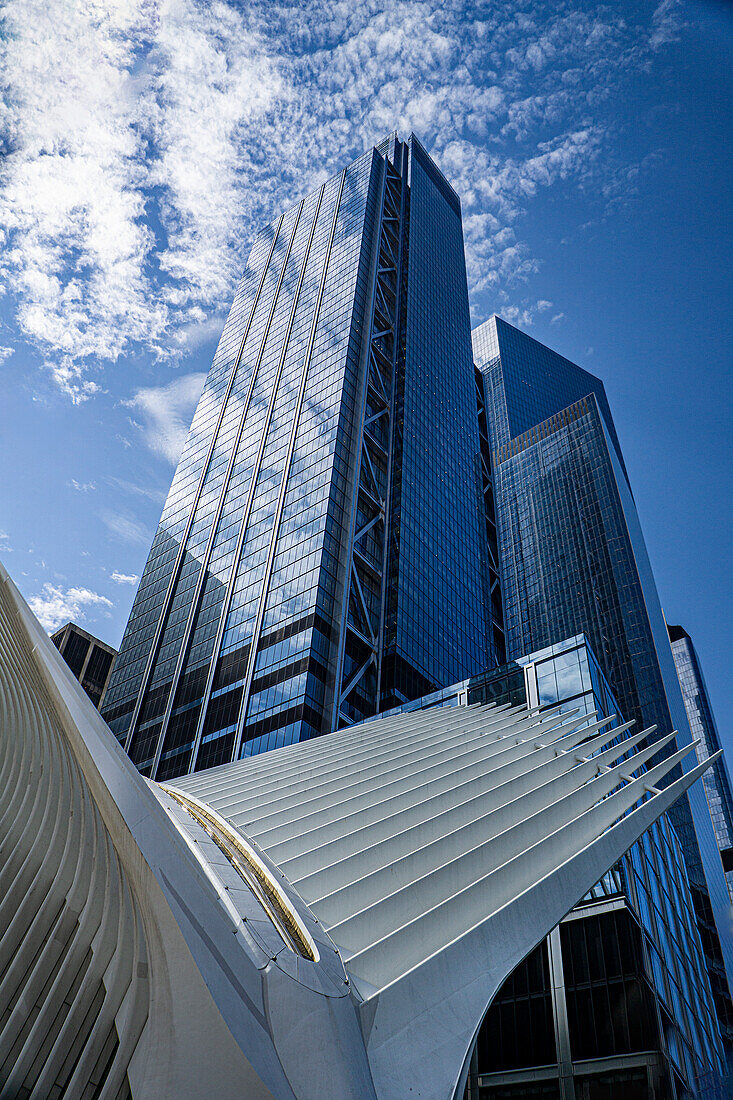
[51,621,116,709]
[473,316,733,1071]
[669,624,733,902]
[383,635,726,1100]
[101,133,493,780]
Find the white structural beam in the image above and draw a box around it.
[0,558,718,1100]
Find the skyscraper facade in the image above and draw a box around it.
[51,621,116,709]
[101,134,492,780]
[669,624,733,902]
[473,315,733,1071]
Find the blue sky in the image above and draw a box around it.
[0,0,731,748]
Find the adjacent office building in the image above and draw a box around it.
[51,621,116,709]
[102,133,493,778]
[669,624,733,902]
[384,634,726,1099]
[472,315,733,1075]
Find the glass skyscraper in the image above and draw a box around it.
[101,134,492,780]
[473,315,733,1075]
[669,624,733,903]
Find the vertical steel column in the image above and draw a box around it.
[333,149,406,727]
[548,926,576,1100]
[476,367,506,664]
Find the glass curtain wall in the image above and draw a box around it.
[102,134,491,778]
[472,317,733,1063]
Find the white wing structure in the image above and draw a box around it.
[0,561,719,1100]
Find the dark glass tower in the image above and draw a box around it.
[669,623,733,903]
[102,134,492,780]
[51,622,116,709]
[473,314,733,1070]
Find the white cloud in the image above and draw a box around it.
[500,305,537,329]
[0,0,683,395]
[124,371,206,463]
[492,296,560,329]
[106,475,167,504]
[650,0,684,50]
[69,479,96,492]
[102,510,152,545]
[170,313,227,353]
[0,346,14,364]
[148,0,284,310]
[29,582,113,631]
[0,0,166,400]
[110,570,139,584]
[46,360,103,404]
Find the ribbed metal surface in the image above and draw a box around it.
[0,576,146,1100]
[176,700,716,998]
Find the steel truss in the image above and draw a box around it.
[475,367,506,665]
[336,155,405,726]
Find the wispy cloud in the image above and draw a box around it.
[1,0,165,400]
[105,475,167,505]
[102,509,151,545]
[124,371,206,463]
[170,313,228,353]
[69,479,96,493]
[650,0,685,50]
[0,0,682,396]
[149,0,284,311]
[110,570,139,584]
[498,305,537,329]
[488,297,558,330]
[29,582,113,631]
[0,346,14,364]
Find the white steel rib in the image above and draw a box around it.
[0,559,719,1100]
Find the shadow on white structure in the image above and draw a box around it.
[0,561,719,1099]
